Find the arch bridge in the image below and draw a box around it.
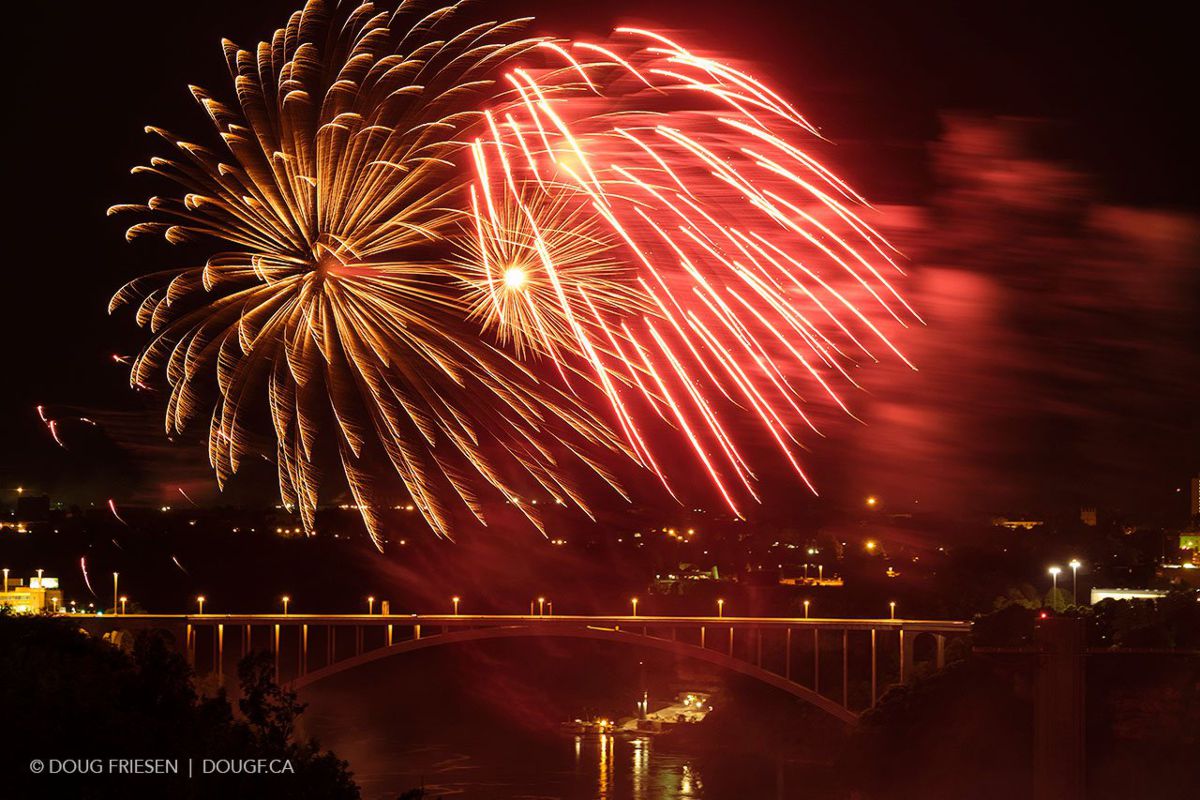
[76,612,970,723]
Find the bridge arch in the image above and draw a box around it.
[289,624,858,724]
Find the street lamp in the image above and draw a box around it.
[2,567,8,593]
[119,596,127,615]
[282,595,290,615]
[51,597,59,613]
[803,599,810,619]
[367,596,375,615]
[1068,559,1082,606]
[196,595,206,615]
[717,598,724,617]
[630,597,638,617]
[452,596,460,615]
[1048,567,1061,611]
[538,596,545,616]
[112,572,119,615]
[889,601,896,620]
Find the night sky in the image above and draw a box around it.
[5,0,1197,522]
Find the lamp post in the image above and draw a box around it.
[1068,559,1081,606]
[889,601,896,620]
[452,596,460,615]
[196,595,206,615]
[717,598,724,618]
[2,567,7,593]
[803,600,810,619]
[367,596,375,615]
[631,597,638,617]
[282,595,290,615]
[538,596,545,616]
[119,596,127,615]
[1048,567,1061,611]
[112,572,119,616]
[51,597,59,613]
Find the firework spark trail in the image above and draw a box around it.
[80,557,97,597]
[113,1,917,543]
[107,499,127,525]
[465,29,918,515]
[171,555,189,574]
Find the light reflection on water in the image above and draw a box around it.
[345,733,704,800]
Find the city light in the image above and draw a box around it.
[865,540,878,553]
[889,601,897,620]
[804,599,810,619]
[538,597,545,616]
[196,595,206,615]
[281,595,290,615]
[452,596,460,615]
[631,597,638,617]
[1048,566,1062,611]
[1069,559,1082,606]
[866,496,878,507]
[367,596,375,615]
[119,596,127,615]
[717,598,724,618]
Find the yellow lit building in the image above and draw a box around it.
[0,575,64,613]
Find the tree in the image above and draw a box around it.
[0,611,359,799]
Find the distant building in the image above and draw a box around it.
[1080,507,1098,527]
[1089,587,1169,604]
[992,516,1044,531]
[0,574,64,613]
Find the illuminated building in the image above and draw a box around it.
[992,516,1044,531]
[1088,587,1169,604]
[0,574,64,613]
[1080,507,1097,527]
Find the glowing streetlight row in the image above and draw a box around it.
[28,586,911,621]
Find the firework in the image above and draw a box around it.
[462,29,919,515]
[112,1,915,544]
[80,557,97,597]
[112,1,631,544]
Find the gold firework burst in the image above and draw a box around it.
[110,1,630,545]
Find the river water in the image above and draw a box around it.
[299,639,829,799]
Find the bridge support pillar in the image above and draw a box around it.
[899,628,914,683]
[935,634,946,669]
[785,628,792,679]
[813,629,820,693]
[870,628,877,707]
[1034,617,1086,800]
[842,629,849,709]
